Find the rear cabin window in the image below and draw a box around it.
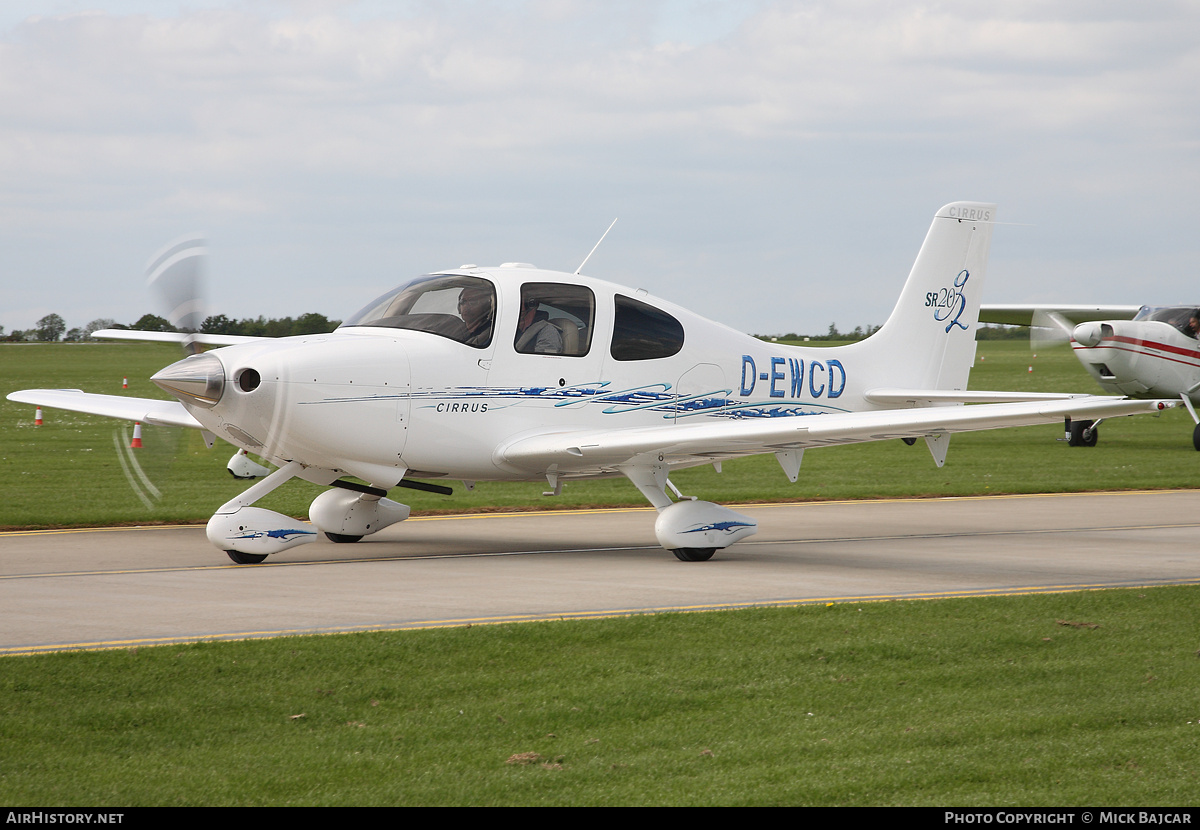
[515,283,595,356]
[611,294,684,361]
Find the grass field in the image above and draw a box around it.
[3,339,1199,806]
[2,340,1197,528]
[2,587,1199,806]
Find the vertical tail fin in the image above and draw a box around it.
[860,201,996,392]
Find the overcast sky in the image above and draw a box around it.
[2,1,1197,337]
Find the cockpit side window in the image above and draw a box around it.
[515,283,595,356]
[611,294,684,361]
[340,275,496,348]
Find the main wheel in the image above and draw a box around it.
[672,547,716,562]
[226,550,268,564]
[1069,420,1098,447]
[325,532,364,544]
[1192,423,1200,452]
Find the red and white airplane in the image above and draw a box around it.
[9,203,1177,563]
[980,304,1200,449]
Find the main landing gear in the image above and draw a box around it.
[1065,417,1099,447]
[620,464,757,561]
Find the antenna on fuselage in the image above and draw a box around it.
[574,218,618,275]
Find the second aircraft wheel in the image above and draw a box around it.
[226,550,268,565]
[1068,419,1098,447]
[672,547,717,562]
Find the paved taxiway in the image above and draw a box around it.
[3,490,1199,655]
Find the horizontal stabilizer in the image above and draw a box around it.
[91,329,265,346]
[6,389,203,429]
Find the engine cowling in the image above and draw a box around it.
[1072,321,1104,348]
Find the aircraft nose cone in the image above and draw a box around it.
[151,352,226,408]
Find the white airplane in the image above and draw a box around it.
[980,303,1200,449]
[8,202,1177,564]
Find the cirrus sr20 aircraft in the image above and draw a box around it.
[8,203,1177,563]
[980,303,1200,449]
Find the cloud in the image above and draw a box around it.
[1,1,1198,334]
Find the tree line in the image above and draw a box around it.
[2,313,341,342]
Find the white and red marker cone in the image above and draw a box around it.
[130,422,143,448]
[34,407,43,426]
[122,376,128,389]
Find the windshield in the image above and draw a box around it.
[340,275,496,348]
[1133,305,1200,336]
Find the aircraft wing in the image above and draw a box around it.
[6,390,203,429]
[498,396,1173,472]
[91,329,265,346]
[979,305,1142,326]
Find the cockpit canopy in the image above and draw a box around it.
[341,272,686,360]
[1133,305,1200,336]
[341,275,496,348]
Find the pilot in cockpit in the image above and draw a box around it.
[1184,310,1200,340]
[457,285,495,347]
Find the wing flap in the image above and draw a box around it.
[864,388,1089,405]
[6,390,203,429]
[498,397,1173,472]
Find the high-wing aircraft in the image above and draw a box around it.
[9,202,1177,563]
[980,303,1200,449]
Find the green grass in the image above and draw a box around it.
[2,341,1196,528]
[5,343,1200,806]
[2,587,1199,806]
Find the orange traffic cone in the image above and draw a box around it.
[34,407,43,426]
[130,422,143,449]
[122,377,128,389]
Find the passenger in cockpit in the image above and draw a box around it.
[515,299,564,354]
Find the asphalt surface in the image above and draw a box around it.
[3,490,1199,655]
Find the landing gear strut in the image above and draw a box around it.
[620,463,757,560]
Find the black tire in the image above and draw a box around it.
[672,547,717,562]
[901,437,917,446]
[325,532,364,544]
[1069,420,1098,447]
[226,550,268,564]
[1192,423,1200,452]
